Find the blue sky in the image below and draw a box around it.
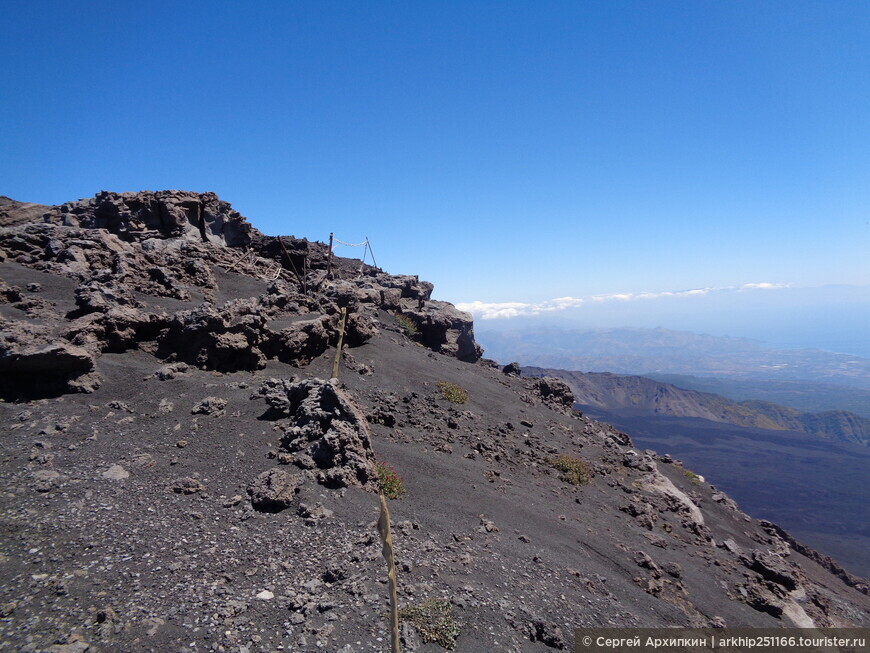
[2,1,868,348]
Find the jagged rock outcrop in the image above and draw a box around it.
[71,279,141,316]
[531,376,575,413]
[0,319,99,398]
[0,222,216,299]
[158,303,269,371]
[0,196,52,228]
[759,520,869,595]
[41,190,254,246]
[743,550,800,591]
[0,192,484,391]
[398,301,482,363]
[66,307,166,354]
[253,377,376,489]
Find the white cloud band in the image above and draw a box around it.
[457,282,791,320]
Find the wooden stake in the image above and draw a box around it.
[278,236,306,294]
[378,490,401,653]
[365,236,378,269]
[332,306,348,379]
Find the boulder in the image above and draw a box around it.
[66,307,166,353]
[398,300,482,363]
[170,477,205,494]
[0,336,99,399]
[72,279,140,315]
[742,551,800,591]
[247,468,304,512]
[263,316,333,366]
[158,303,267,371]
[191,397,228,415]
[533,377,575,413]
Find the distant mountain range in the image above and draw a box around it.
[478,326,870,390]
[522,366,870,576]
[524,367,870,447]
[640,374,870,418]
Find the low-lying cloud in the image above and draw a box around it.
[456,282,791,320]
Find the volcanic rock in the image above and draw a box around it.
[247,467,303,512]
[532,376,575,413]
[0,325,99,399]
[398,301,482,362]
[42,190,253,246]
[255,377,376,488]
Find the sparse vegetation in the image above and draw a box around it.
[548,454,590,486]
[400,598,460,649]
[396,314,418,337]
[683,469,701,483]
[376,462,406,499]
[437,380,468,404]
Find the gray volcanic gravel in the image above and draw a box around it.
[0,191,868,653]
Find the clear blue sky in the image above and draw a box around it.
[3,1,869,314]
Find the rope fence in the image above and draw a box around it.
[333,237,368,247]
[329,234,378,270]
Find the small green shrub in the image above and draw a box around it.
[400,598,460,649]
[437,381,468,404]
[683,468,701,483]
[396,314,418,337]
[376,462,406,499]
[548,454,590,486]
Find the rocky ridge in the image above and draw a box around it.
[0,191,480,399]
[0,191,867,653]
[523,367,870,447]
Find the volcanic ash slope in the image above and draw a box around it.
[0,190,867,653]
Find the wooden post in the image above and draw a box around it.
[326,232,334,279]
[365,236,378,269]
[278,235,306,295]
[378,490,401,653]
[332,306,348,379]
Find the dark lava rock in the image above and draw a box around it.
[527,619,566,649]
[66,307,166,353]
[247,467,303,512]
[533,376,575,413]
[154,362,190,380]
[72,279,141,316]
[262,315,333,366]
[0,331,99,399]
[397,301,482,362]
[170,477,205,494]
[159,303,268,372]
[42,190,253,247]
[254,377,376,488]
[191,397,228,415]
[743,550,800,591]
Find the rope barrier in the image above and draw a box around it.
[333,238,369,247]
[330,234,379,271]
